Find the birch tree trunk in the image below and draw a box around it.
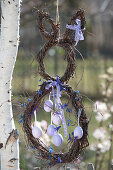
[0,0,20,169]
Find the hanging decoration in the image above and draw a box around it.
[22,8,89,167]
[66,19,85,46]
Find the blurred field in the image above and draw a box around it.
[12,49,112,98]
[12,50,113,169]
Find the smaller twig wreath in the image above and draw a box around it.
[23,81,89,166]
[37,9,86,83]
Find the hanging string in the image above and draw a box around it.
[56,0,60,41]
[34,110,37,124]
[49,92,53,125]
[51,112,52,125]
[78,108,82,126]
[56,0,59,25]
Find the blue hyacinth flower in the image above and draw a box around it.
[38,90,43,95]
[49,146,53,153]
[57,156,62,163]
[21,103,26,107]
[68,134,72,141]
[75,90,79,93]
[75,97,78,101]
[39,78,42,82]
[18,119,23,123]
[66,108,71,112]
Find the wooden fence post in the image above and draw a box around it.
[87,163,95,170]
[111,164,113,170]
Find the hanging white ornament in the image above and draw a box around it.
[73,108,83,139]
[52,114,62,125]
[74,126,83,139]
[47,124,56,136]
[32,110,42,138]
[44,100,53,112]
[53,133,63,146]
[32,126,42,138]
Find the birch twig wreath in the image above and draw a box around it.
[23,9,89,167]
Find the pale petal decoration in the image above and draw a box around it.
[110,105,113,112]
[40,133,50,147]
[94,101,107,113]
[97,140,111,153]
[109,124,113,130]
[93,127,108,140]
[90,143,96,151]
[107,67,113,74]
[90,140,111,153]
[40,120,48,130]
[95,112,111,122]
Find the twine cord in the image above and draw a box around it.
[51,112,53,125]
[56,0,59,25]
[34,110,37,124]
[56,0,60,41]
[78,108,82,126]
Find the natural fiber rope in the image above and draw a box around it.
[56,0,59,25]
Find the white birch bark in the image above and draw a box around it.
[0,0,20,169]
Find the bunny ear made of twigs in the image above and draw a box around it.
[37,10,59,41]
[63,9,86,40]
